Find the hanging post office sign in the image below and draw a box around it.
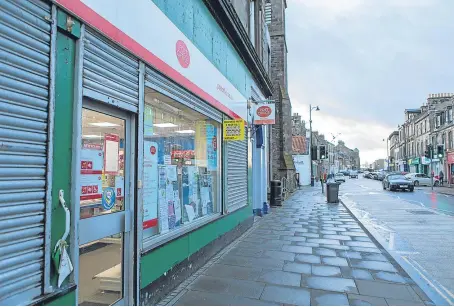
[223,119,245,141]
[254,104,275,125]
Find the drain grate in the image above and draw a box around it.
[407,210,435,215]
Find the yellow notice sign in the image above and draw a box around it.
[223,120,245,141]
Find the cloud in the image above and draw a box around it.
[287,0,454,162]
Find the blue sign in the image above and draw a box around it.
[102,187,116,210]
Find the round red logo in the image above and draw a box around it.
[257,106,272,117]
[150,146,156,155]
[176,40,190,68]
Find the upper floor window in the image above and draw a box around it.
[449,108,453,123]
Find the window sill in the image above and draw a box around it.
[141,213,223,254]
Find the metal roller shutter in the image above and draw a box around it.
[226,140,248,212]
[83,28,139,112]
[0,0,51,304]
[145,67,223,123]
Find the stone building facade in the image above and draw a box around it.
[393,93,454,182]
[267,0,294,184]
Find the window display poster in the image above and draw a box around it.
[164,154,172,165]
[115,176,124,199]
[80,174,103,200]
[104,134,120,174]
[166,165,177,182]
[195,120,207,167]
[158,166,169,233]
[80,148,103,174]
[201,186,211,216]
[144,104,154,137]
[143,141,158,229]
[80,148,103,200]
[182,166,199,221]
[206,124,217,171]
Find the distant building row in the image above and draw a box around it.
[388,93,454,183]
[291,113,360,178]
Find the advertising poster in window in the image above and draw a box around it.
[158,165,169,233]
[80,148,103,200]
[206,124,217,171]
[195,120,207,167]
[143,141,158,229]
[182,166,199,222]
[104,134,120,174]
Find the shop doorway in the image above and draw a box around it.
[77,101,135,305]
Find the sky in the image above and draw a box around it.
[286,0,454,165]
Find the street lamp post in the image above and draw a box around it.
[309,104,320,186]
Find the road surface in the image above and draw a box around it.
[338,177,454,304]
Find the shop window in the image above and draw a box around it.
[142,90,221,241]
[80,109,125,219]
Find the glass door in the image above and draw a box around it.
[77,101,135,306]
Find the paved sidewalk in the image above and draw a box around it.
[160,187,433,306]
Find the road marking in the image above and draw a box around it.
[401,256,454,305]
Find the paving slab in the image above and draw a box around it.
[263,250,295,261]
[350,260,398,273]
[314,247,337,257]
[175,290,277,306]
[202,264,263,281]
[312,265,342,277]
[260,285,311,305]
[303,276,358,294]
[282,245,312,254]
[348,294,388,306]
[322,256,349,267]
[295,254,321,264]
[188,275,265,299]
[257,270,301,287]
[355,279,422,301]
[283,262,312,274]
[311,289,349,305]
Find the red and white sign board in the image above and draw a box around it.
[80,148,104,174]
[80,174,103,200]
[254,104,275,125]
[80,148,103,200]
[57,0,248,120]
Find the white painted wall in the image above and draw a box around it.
[293,155,311,186]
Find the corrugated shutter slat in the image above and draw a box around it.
[145,67,223,123]
[226,140,248,212]
[0,0,50,304]
[83,28,139,110]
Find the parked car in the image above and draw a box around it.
[371,172,379,180]
[383,174,414,192]
[335,173,346,183]
[405,173,439,186]
[363,171,370,178]
[377,171,387,181]
[342,171,350,176]
[349,170,358,178]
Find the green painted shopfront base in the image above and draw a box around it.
[139,206,253,305]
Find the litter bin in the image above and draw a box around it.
[270,180,282,207]
[326,182,340,203]
[311,176,315,187]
